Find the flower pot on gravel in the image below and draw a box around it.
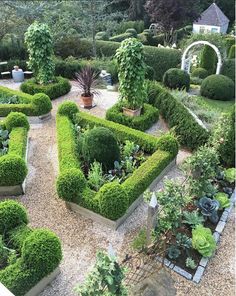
[81,94,93,108]
[122,106,142,117]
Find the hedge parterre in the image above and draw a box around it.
[56,101,179,221]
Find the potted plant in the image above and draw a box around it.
[115,38,146,117]
[75,66,99,108]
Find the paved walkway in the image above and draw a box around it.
[0,80,234,296]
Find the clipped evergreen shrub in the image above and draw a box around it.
[5,112,29,132]
[163,68,190,91]
[31,93,52,115]
[221,59,235,82]
[82,127,120,169]
[95,31,109,41]
[200,74,235,101]
[0,200,28,234]
[200,45,217,74]
[125,28,137,37]
[228,44,235,59]
[57,101,79,120]
[225,37,235,56]
[191,67,208,79]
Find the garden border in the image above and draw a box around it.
[66,158,176,230]
[156,190,235,283]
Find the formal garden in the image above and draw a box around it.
[0,1,235,296]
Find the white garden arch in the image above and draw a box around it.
[181,40,222,75]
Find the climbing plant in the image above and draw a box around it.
[25,22,55,84]
[75,251,128,296]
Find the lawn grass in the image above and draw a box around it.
[194,96,234,113]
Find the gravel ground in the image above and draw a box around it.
[0,80,235,296]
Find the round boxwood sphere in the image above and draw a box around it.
[5,112,29,132]
[22,229,62,276]
[83,127,120,169]
[163,68,190,91]
[0,200,28,234]
[192,68,208,79]
[200,74,235,101]
[58,101,79,120]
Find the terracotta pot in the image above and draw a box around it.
[122,107,142,117]
[81,94,93,108]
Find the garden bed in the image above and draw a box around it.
[56,101,178,227]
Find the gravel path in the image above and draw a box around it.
[0,80,235,296]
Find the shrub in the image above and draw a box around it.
[56,168,86,202]
[31,93,52,115]
[116,21,144,34]
[106,103,159,131]
[57,101,79,120]
[200,45,217,74]
[109,32,133,42]
[191,68,208,79]
[0,155,27,186]
[225,37,235,56]
[221,59,235,82]
[0,200,28,234]
[22,229,62,276]
[150,34,165,46]
[54,58,81,79]
[95,31,109,41]
[200,74,235,101]
[192,225,216,257]
[54,35,81,58]
[125,28,137,37]
[97,182,128,220]
[5,112,29,132]
[155,133,179,157]
[163,68,190,91]
[228,44,235,59]
[83,127,120,169]
[20,76,71,100]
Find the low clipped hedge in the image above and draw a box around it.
[163,68,190,91]
[221,59,235,82]
[0,200,62,296]
[147,81,209,149]
[191,67,208,79]
[200,74,235,101]
[0,112,29,186]
[20,76,71,100]
[56,101,178,220]
[106,103,159,131]
[0,86,52,117]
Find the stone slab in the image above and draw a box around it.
[199,257,209,268]
[215,221,226,234]
[173,266,192,280]
[193,266,205,284]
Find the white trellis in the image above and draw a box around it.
[181,40,222,74]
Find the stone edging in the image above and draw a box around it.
[24,267,60,296]
[0,137,30,197]
[66,158,176,230]
[0,112,51,125]
[156,190,235,283]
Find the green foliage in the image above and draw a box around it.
[131,229,147,251]
[182,210,204,228]
[117,21,144,34]
[200,45,217,75]
[97,182,128,220]
[225,37,235,56]
[185,257,197,269]
[191,68,208,79]
[54,35,82,58]
[95,31,109,41]
[83,127,120,170]
[192,225,216,257]
[163,68,190,91]
[8,127,28,159]
[5,112,29,132]
[167,245,181,260]
[200,75,235,101]
[0,94,19,105]
[116,38,146,109]
[31,93,52,115]
[224,168,236,183]
[20,76,71,100]
[0,127,9,156]
[228,44,235,59]
[75,251,128,296]
[58,101,79,121]
[88,161,106,192]
[198,197,219,224]
[106,103,159,131]
[25,22,55,84]
[56,168,86,202]
[109,32,133,42]
[214,192,230,209]
[221,59,235,82]
[0,200,28,234]
[22,229,62,276]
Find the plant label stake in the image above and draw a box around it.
[146,192,159,246]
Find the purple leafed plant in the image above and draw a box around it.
[75,66,100,97]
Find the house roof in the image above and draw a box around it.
[193,3,229,26]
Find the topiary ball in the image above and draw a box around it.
[126,28,137,37]
[97,182,128,220]
[22,229,62,276]
[200,74,235,101]
[58,101,79,120]
[0,200,28,234]
[192,68,208,79]
[32,93,52,115]
[83,127,120,169]
[5,112,29,132]
[56,168,86,202]
[163,68,190,91]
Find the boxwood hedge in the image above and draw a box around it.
[0,112,28,186]
[0,86,52,117]
[0,200,62,296]
[56,101,178,221]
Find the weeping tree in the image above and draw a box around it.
[25,22,55,84]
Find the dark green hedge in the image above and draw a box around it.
[109,32,133,42]
[20,76,71,100]
[0,202,62,296]
[147,81,209,149]
[0,86,52,116]
[221,59,235,82]
[106,103,159,131]
[56,102,178,220]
